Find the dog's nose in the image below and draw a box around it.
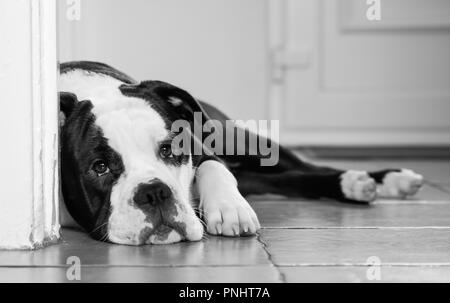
[134,181,173,206]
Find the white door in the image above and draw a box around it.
[269,0,450,145]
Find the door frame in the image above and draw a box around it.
[0,0,59,249]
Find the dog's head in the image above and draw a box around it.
[60,80,210,245]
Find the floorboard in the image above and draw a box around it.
[259,229,450,265]
[0,266,280,283]
[279,266,450,283]
[0,229,269,267]
[251,199,450,228]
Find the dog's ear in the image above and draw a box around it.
[59,92,79,118]
[119,81,211,124]
[119,81,220,165]
[149,81,209,123]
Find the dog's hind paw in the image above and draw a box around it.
[340,170,377,202]
[377,169,424,198]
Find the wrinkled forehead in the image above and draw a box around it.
[93,99,169,165]
[60,70,173,164]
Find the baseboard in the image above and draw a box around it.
[293,146,450,159]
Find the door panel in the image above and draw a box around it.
[270,0,450,145]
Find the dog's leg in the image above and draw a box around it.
[234,169,378,203]
[369,169,424,198]
[196,160,261,236]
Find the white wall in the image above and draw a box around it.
[58,0,269,121]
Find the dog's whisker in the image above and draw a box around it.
[99,230,110,242]
[201,232,209,241]
[197,216,207,228]
[89,222,108,235]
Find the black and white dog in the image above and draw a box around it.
[59,61,424,245]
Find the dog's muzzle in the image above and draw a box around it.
[132,179,188,244]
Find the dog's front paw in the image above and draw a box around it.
[340,170,377,202]
[202,190,261,237]
[378,169,424,198]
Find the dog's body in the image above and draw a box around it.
[59,61,424,245]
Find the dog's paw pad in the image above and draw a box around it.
[203,194,260,237]
[378,169,424,198]
[340,170,377,202]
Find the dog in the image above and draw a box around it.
[59,61,424,245]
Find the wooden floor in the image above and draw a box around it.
[1,159,450,282]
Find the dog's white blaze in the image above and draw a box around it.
[59,69,202,244]
[108,180,153,245]
[148,230,182,245]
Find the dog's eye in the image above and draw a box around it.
[159,144,173,159]
[92,160,110,176]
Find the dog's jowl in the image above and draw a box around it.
[59,61,423,245]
